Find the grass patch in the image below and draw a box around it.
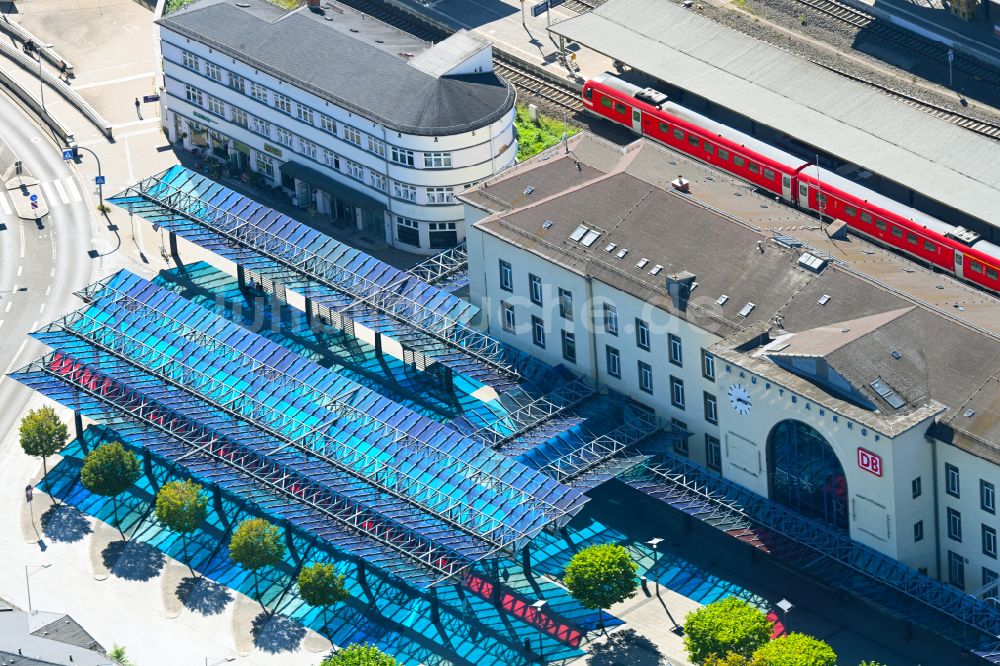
[164,0,195,13]
[515,104,579,161]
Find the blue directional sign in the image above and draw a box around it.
[531,1,547,16]
[142,94,160,103]
[29,194,38,202]
[95,175,106,185]
[62,149,74,161]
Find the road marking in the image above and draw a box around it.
[38,303,45,313]
[4,301,11,313]
[40,181,58,206]
[63,178,82,202]
[72,71,155,91]
[0,320,4,330]
[17,266,22,276]
[44,286,51,296]
[0,193,10,216]
[52,179,70,204]
[3,338,29,376]
[49,268,55,277]
[19,230,25,259]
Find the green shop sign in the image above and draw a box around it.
[263,143,283,158]
[192,111,216,125]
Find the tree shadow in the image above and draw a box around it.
[587,628,665,666]
[102,539,165,581]
[176,576,233,616]
[40,504,93,543]
[250,611,307,654]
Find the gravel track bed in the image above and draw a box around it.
[685,0,1000,126]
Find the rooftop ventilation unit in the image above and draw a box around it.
[890,350,902,360]
[569,224,589,242]
[870,378,906,410]
[798,252,828,273]
[671,176,690,193]
[817,294,831,306]
[946,226,981,246]
[666,271,697,311]
[636,258,649,269]
[523,186,535,196]
[634,87,668,107]
[616,248,629,259]
[737,302,756,317]
[604,243,617,253]
[581,229,601,247]
[716,294,729,306]
[543,220,554,229]
[649,264,663,276]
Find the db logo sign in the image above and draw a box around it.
[857,448,882,477]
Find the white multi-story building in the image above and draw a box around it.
[157,0,517,253]
[462,133,1000,597]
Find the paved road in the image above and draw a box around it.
[0,91,100,444]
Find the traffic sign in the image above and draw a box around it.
[142,94,160,103]
[62,149,74,161]
[95,175,106,185]
[531,1,547,16]
[948,48,955,63]
[29,194,38,202]
[31,201,38,209]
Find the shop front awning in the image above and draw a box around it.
[280,160,384,212]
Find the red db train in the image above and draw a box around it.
[582,72,1000,294]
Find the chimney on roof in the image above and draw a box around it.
[666,271,696,311]
[671,175,690,193]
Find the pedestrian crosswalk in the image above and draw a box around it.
[0,176,88,217]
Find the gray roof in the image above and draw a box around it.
[549,0,1000,228]
[470,133,1000,457]
[158,0,514,135]
[0,610,111,666]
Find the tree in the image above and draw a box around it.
[298,562,350,628]
[563,543,638,629]
[19,406,69,480]
[705,655,749,666]
[683,597,772,665]
[320,643,398,666]
[80,442,141,535]
[750,633,836,666]
[229,518,285,605]
[154,479,208,566]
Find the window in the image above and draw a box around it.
[227,71,245,93]
[687,135,700,148]
[984,524,998,559]
[393,181,416,201]
[181,50,199,71]
[706,435,721,471]
[184,84,203,106]
[499,260,513,292]
[972,261,984,274]
[299,138,317,160]
[583,87,593,100]
[207,95,225,116]
[672,419,688,455]
[344,125,362,146]
[907,232,918,245]
[501,302,515,333]
[984,568,999,597]
[948,551,965,589]
[320,114,337,134]
[531,316,545,348]
[638,361,654,394]
[844,205,857,217]
[702,350,715,381]
[275,126,294,148]
[704,142,715,154]
[860,211,873,224]
[875,219,887,231]
[983,480,996,514]
[369,171,387,192]
[428,222,457,249]
[615,103,626,114]
[606,346,621,378]
[601,96,613,109]
[323,149,339,169]
[251,115,270,137]
[604,303,618,336]
[912,477,922,499]
[914,520,924,542]
[296,104,314,125]
[269,93,290,114]
[558,288,573,321]
[989,268,999,281]
[891,226,903,238]
[561,330,577,364]
[748,163,759,174]
[924,240,936,252]
[635,318,650,351]
[343,160,363,180]
[424,152,452,168]
[255,151,274,179]
[948,507,962,542]
[396,217,419,247]
[704,392,718,425]
[763,168,775,181]
[529,274,543,306]
[669,334,683,366]
[717,148,729,161]
[249,82,267,102]
[426,187,454,204]
[231,107,248,128]
[205,62,221,81]
[946,463,960,498]
[658,122,669,133]
[391,146,414,166]
[367,136,387,158]
[733,155,745,167]
[672,128,684,140]
[670,376,685,408]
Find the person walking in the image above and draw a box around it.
[134,97,142,119]
[59,60,67,82]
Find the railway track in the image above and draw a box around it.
[330,0,584,113]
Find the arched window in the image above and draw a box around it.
[768,420,849,533]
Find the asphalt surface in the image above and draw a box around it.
[0,91,100,446]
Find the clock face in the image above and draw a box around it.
[728,383,752,415]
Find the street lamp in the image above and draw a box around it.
[646,537,664,593]
[776,598,793,635]
[68,145,105,211]
[25,563,51,612]
[531,599,548,664]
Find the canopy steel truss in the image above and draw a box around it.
[107,167,519,381]
[623,454,1000,660]
[537,412,663,485]
[408,242,469,287]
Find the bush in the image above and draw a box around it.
[683,597,772,664]
[750,633,836,666]
[320,643,398,666]
[514,104,579,161]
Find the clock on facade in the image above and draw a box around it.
[728,383,752,415]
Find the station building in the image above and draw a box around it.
[463,133,1000,596]
[157,0,517,253]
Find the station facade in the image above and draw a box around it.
[157,0,517,253]
[463,134,1000,596]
